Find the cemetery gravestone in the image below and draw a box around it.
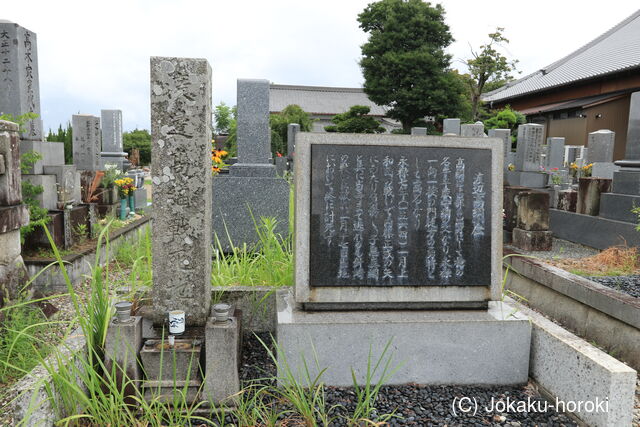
[410,127,427,135]
[100,109,128,171]
[72,114,101,171]
[442,118,460,135]
[588,130,618,179]
[600,91,640,222]
[460,123,485,137]
[278,132,530,386]
[150,56,212,326]
[546,137,565,170]
[0,21,43,141]
[506,123,546,188]
[287,123,300,159]
[212,79,289,251]
[488,129,511,164]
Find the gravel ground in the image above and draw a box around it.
[505,237,600,261]
[587,275,640,298]
[231,333,579,426]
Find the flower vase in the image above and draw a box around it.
[128,193,135,214]
[119,198,127,220]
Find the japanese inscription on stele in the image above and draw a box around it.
[295,133,503,310]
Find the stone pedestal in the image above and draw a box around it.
[100,151,128,172]
[460,123,485,137]
[558,190,578,212]
[504,170,547,188]
[442,118,460,135]
[105,316,143,384]
[576,177,611,216]
[204,316,240,405]
[277,290,531,386]
[20,141,64,174]
[512,228,552,251]
[504,186,531,232]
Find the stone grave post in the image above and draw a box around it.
[488,129,511,167]
[100,109,128,171]
[600,91,640,222]
[72,114,101,171]
[461,122,485,137]
[506,123,546,187]
[442,118,460,135]
[287,122,300,159]
[588,130,618,179]
[212,79,289,251]
[0,120,29,304]
[546,137,565,170]
[410,127,427,135]
[0,21,43,141]
[277,132,531,386]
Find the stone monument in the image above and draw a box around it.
[0,21,43,141]
[546,137,565,170]
[600,91,640,223]
[72,114,101,171]
[442,118,460,135]
[410,127,427,135]
[505,123,546,187]
[460,122,485,137]
[588,129,618,179]
[0,120,29,304]
[100,109,128,171]
[212,79,289,251]
[488,128,512,167]
[278,132,531,386]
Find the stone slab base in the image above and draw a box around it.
[504,170,547,188]
[549,209,640,249]
[276,290,531,386]
[598,192,640,223]
[212,175,289,252]
[142,380,202,404]
[611,170,640,195]
[512,227,552,251]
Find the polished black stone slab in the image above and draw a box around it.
[309,144,493,288]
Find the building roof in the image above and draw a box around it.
[269,84,389,116]
[483,9,640,103]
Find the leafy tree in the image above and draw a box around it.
[123,129,151,165]
[325,105,385,134]
[270,104,314,155]
[214,102,233,134]
[358,0,465,132]
[465,28,519,120]
[46,122,73,164]
[483,105,526,149]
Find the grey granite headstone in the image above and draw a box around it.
[72,114,101,171]
[461,123,485,138]
[0,21,43,141]
[616,91,640,166]
[101,109,123,152]
[150,56,212,326]
[212,78,289,251]
[230,79,275,177]
[411,127,427,135]
[546,137,565,169]
[488,129,511,161]
[443,118,460,135]
[43,165,78,204]
[587,129,615,163]
[514,123,544,172]
[287,123,300,158]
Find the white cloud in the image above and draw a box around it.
[7,0,638,132]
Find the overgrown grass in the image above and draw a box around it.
[212,216,294,288]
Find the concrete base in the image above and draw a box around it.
[549,208,640,249]
[142,379,202,404]
[611,169,640,195]
[512,228,552,251]
[504,170,547,188]
[204,316,240,405]
[276,290,531,386]
[212,175,289,251]
[104,316,143,383]
[20,141,64,174]
[598,192,640,223]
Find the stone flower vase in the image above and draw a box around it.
[128,193,135,214]
[119,198,127,220]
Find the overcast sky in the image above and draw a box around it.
[7,0,639,132]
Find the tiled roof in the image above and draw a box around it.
[269,84,389,116]
[483,9,640,103]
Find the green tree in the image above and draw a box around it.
[46,122,73,164]
[324,105,385,134]
[270,104,313,155]
[123,129,151,165]
[214,102,233,134]
[483,105,526,150]
[358,0,464,132]
[465,28,519,120]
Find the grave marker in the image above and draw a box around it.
[588,130,615,163]
[461,123,485,137]
[100,109,128,171]
[488,129,511,161]
[443,118,460,135]
[546,137,565,170]
[150,56,212,326]
[72,114,101,171]
[0,21,43,141]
